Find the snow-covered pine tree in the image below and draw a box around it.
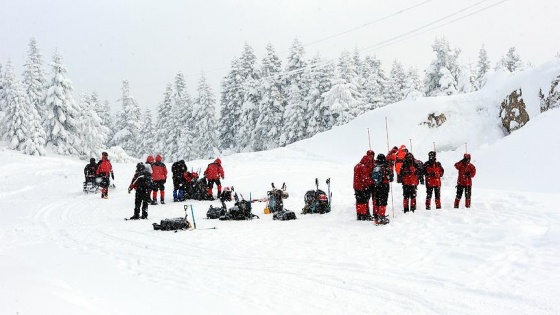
[191,73,218,158]
[1,62,47,156]
[174,72,194,161]
[218,58,244,152]
[424,37,460,96]
[338,50,366,119]
[139,108,156,158]
[456,63,476,94]
[304,53,335,136]
[384,60,407,104]
[253,43,285,151]
[22,37,47,124]
[0,63,5,113]
[322,76,364,127]
[97,99,115,147]
[79,93,107,157]
[476,45,491,89]
[155,83,175,159]
[402,67,423,100]
[43,51,82,155]
[237,43,261,151]
[497,47,524,72]
[281,84,306,145]
[362,55,387,110]
[438,67,457,95]
[111,80,142,157]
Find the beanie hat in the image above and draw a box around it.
[136,163,145,171]
[155,155,162,162]
[146,155,154,164]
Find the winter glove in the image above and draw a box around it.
[128,188,132,194]
[111,173,115,180]
[420,177,425,185]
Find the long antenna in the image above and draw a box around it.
[385,117,395,219]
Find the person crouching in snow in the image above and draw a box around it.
[353,153,374,221]
[454,153,476,208]
[128,163,152,220]
[151,155,168,205]
[204,158,224,200]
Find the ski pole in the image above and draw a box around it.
[190,205,197,229]
[386,117,395,219]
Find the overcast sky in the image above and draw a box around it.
[1,0,558,112]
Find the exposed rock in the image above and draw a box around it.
[422,113,447,128]
[500,89,529,134]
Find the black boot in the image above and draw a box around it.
[129,215,140,220]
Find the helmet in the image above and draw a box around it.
[376,154,386,162]
[429,151,436,159]
[146,155,154,164]
[155,155,162,162]
[136,163,145,171]
[90,158,95,163]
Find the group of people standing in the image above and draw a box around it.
[353,145,477,225]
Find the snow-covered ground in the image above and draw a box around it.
[1,62,560,314]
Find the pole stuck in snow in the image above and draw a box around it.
[465,142,468,154]
[433,142,436,152]
[409,138,413,152]
[367,128,372,150]
[385,117,395,219]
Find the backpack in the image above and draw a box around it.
[138,170,154,191]
[372,165,383,186]
[153,212,192,231]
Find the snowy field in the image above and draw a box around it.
[1,63,560,314]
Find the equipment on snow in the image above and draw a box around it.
[219,191,260,221]
[206,187,234,219]
[301,178,331,215]
[263,182,296,221]
[153,207,192,231]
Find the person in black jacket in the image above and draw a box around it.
[83,158,97,190]
[172,160,187,202]
[128,163,152,220]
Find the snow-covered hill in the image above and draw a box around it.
[1,61,560,315]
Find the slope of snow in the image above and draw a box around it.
[1,61,560,314]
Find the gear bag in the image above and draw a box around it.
[302,178,331,214]
[153,212,191,231]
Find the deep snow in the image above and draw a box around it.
[1,61,560,314]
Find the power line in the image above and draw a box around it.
[180,0,436,79]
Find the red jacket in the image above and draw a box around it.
[455,160,476,186]
[424,160,444,187]
[183,171,198,183]
[353,155,374,190]
[96,157,113,177]
[204,159,224,180]
[400,163,419,186]
[395,145,408,175]
[152,162,167,181]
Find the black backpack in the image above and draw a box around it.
[302,178,331,214]
[153,211,191,231]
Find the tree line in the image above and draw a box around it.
[0,37,529,160]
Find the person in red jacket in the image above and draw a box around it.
[151,155,168,205]
[372,154,394,225]
[395,145,408,183]
[96,152,114,199]
[386,146,398,172]
[204,158,224,200]
[424,151,445,210]
[353,154,374,221]
[400,153,419,213]
[454,153,476,208]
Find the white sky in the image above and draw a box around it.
[1,0,558,112]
